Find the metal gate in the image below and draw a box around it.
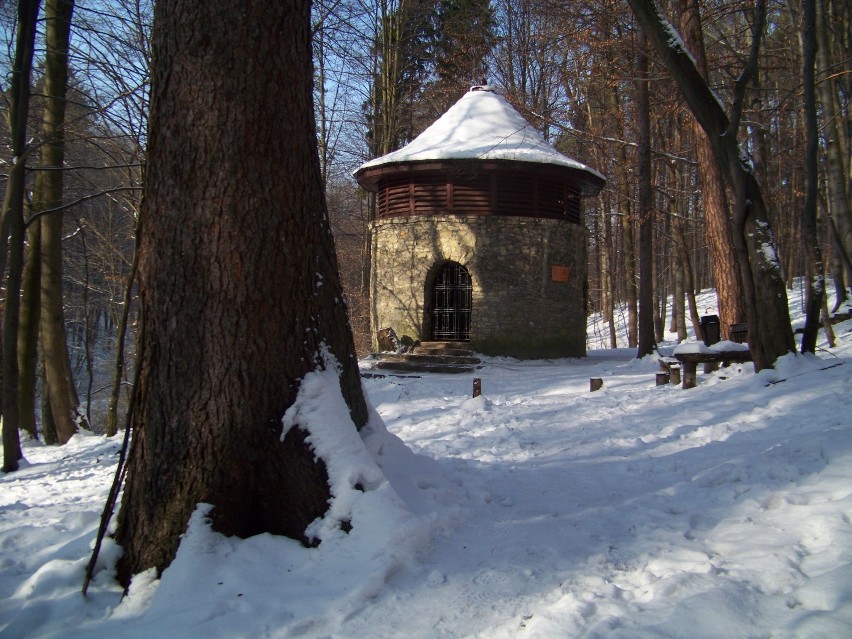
[430,262,472,341]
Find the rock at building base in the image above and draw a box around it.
[377,327,401,353]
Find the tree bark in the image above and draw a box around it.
[1,0,41,473]
[18,222,41,440]
[636,24,656,357]
[816,0,852,304]
[669,184,689,342]
[799,0,825,353]
[600,198,617,348]
[40,367,58,445]
[677,0,745,337]
[828,217,848,312]
[605,75,638,347]
[626,0,795,370]
[34,0,86,445]
[114,0,369,586]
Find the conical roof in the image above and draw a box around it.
[355,86,605,193]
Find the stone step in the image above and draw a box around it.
[368,339,482,374]
[374,360,477,375]
[414,341,475,357]
[377,353,481,366]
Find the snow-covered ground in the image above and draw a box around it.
[1,283,850,638]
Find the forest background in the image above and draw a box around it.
[0,0,850,449]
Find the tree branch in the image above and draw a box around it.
[727,0,766,138]
[24,185,142,226]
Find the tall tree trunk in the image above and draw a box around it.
[106,218,141,438]
[636,25,656,357]
[674,215,703,342]
[40,366,58,445]
[603,207,618,348]
[601,197,617,348]
[816,0,852,302]
[608,79,637,347]
[627,0,795,370]
[655,235,666,344]
[623,213,638,348]
[115,0,369,586]
[799,0,825,353]
[37,0,86,444]
[1,0,41,473]
[18,223,41,440]
[672,252,686,341]
[669,169,689,342]
[828,217,848,312]
[677,0,745,337]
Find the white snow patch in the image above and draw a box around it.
[1,279,850,638]
[356,87,604,180]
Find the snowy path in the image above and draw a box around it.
[345,348,852,637]
[1,293,850,637]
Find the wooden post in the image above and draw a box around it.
[656,372,669,386]
[669,366,681,386]
[590,378,603,392]
[472,378,481,398]
[682,362,697,389]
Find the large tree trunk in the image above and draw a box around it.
[677,0,745,337]
[627,0,795,370]
[1,0,41,473]
[37,0,85,445]
[114,0,369,586]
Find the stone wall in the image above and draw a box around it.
[370,214,587,358]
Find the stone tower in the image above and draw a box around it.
[355,86,606,358]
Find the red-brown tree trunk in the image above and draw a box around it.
[114,0,368,586]
[678,0,745,337]
[627,0,795,370]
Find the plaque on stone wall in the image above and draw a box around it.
[551,265,570,282]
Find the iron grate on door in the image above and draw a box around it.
[431,263,472,341]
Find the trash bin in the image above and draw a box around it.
[729,323,748,344]
[700,315,721,346]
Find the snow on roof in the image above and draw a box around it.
[356,86,605,182]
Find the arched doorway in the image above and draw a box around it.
[430,262,472,341]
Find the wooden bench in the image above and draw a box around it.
[673,346,752,389]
